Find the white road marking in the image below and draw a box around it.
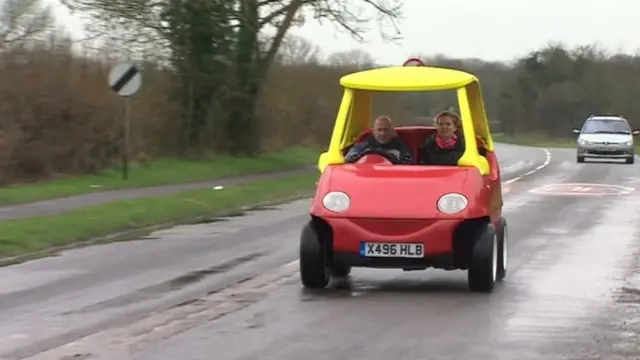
[502,148,551,192]
[571,186,592,192]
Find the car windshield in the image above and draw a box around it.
[582,119,631,134]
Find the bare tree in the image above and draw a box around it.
[58,0,402,70]
[327,49,374,69]
[58,0,403,154]
[0,0,54,49]
[277,34,322,65]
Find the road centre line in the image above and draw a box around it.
[502,148,551,186]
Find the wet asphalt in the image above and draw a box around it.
[1,143,640,360]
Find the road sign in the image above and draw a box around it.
[528,183,635,196]
[107,62,142,180]
[108,62,141,97]
[402,58,425,67]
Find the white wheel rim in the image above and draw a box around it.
[492,232,498,281]
[502,226,508,271]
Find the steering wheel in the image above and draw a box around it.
[345,147,409,165]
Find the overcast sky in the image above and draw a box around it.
[51,0,640,63]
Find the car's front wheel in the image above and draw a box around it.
[299,221,330,289]
[330,262,351,277]
[467,223,498,293]
[497,218,508,281]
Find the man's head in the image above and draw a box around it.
[372,115,394,143]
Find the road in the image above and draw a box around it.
[1,143,639,360]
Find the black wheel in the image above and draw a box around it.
[299,221,330,289]
[626,156,634,164]
[330,262,351,277]
[496,218,508,281]
[577,155,585,163]
[467,223,498,293]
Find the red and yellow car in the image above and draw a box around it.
[299,60,508,293]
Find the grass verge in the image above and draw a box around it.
[493,133,576,148]
[0,172,318,261]
[0,146,319,205]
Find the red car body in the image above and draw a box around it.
[299,65,508,293]
[308,126,504,271]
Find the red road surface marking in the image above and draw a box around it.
[528,183,635,196]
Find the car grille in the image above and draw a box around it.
[586,149,626,155]
[592,140,624,145]
[585,143,626,155]
[590,141,625,148]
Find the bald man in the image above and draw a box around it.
[344,116,414,164]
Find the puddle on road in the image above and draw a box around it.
[141,204,283,239]
[192,211,247,224]
[617,287,640,304]
[245,205,277,211]
[493,191,640,359]
[56,201,300,313]
[615,254,640,305]
[64,251,267,314]
[26,262,300,360]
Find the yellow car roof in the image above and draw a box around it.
[339,66,477,92]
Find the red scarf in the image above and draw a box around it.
[435,134,457,149]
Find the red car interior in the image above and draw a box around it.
[344,126,489,164]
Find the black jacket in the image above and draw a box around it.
[345,135,414,163]
[419,135,465,166]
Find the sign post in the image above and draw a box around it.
[108,62,142,180]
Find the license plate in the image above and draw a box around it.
[359,242,424,258]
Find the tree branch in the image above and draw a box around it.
[0,0,54,48]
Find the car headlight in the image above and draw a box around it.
[578,139,590,145]
[437,193,468,214]
[623,141,633,146]
[322,191,350,212]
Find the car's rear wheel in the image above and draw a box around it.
[497,218,508,281]
[299,221,330,289]
[467,223,498,293]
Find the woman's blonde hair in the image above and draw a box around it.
[433,110,462,128]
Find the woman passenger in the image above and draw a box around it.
[419,110,465,166]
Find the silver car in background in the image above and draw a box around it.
[573,115,639,164]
